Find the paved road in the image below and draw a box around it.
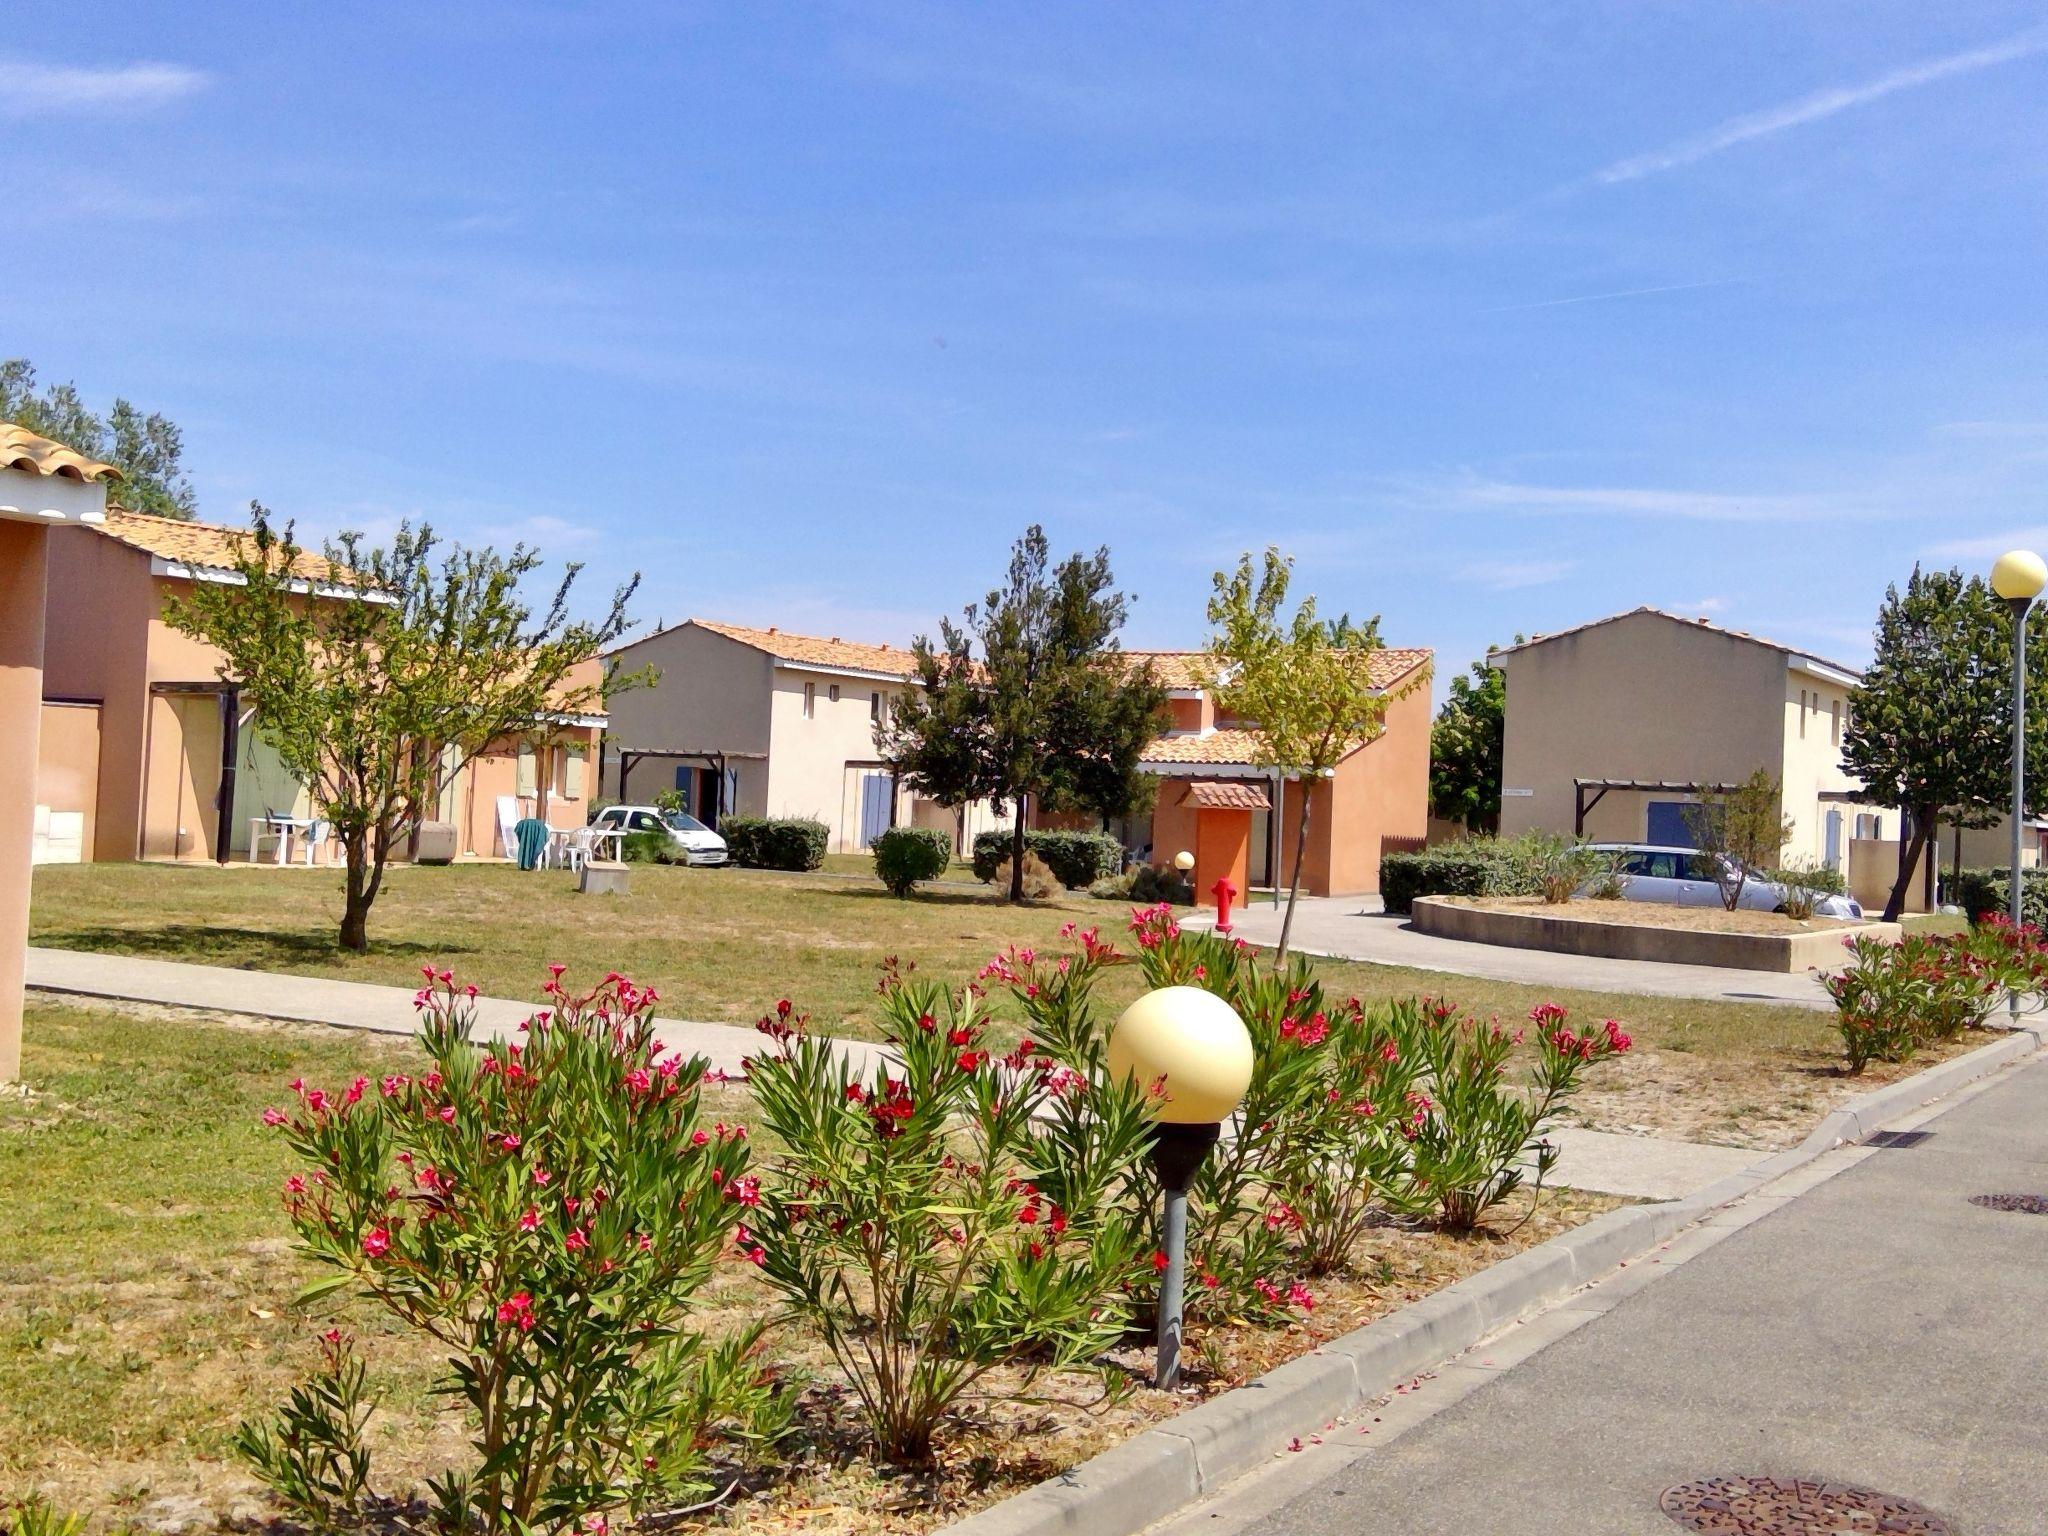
[1195,897,1837,1010]
[1150,1050,2048,1535]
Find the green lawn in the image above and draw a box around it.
[25,858,1913,1148]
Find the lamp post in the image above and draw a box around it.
[1107,985,1254,1389]
[1993,549,2047,1021]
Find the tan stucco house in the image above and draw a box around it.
[1493,608,1907,906]
[1127,647,1433,898]
[34,510,605,865]
[600,619,1006,854]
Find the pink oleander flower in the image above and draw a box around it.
[362,1227,392,1259]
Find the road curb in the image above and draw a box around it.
[939,1026,2048,1536]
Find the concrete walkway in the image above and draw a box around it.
[1194,896,1837,1009]
[23,945,889,1079]
[26,946,1760,1201]
[1146,1050,2048,1536]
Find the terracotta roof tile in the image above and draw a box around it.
[93,509,344,584]
[1141,728,1273,767]
[1,421,122,483]
[1182,780,1271,810]
[1127,646,1432,692]
[690,620,921,678]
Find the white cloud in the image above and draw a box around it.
[1433,477,1864,524]
[1587,28,2048,187]
[1676,596,1731,614]
[1461,558,1578,591]
[1925,525,2048,561]
[0,57,209,116]
[1480,278,1747,314]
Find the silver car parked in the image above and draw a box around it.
[1583,843,1863,919]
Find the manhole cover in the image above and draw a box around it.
[1660,1476,1953,1533]
[1865,1129,1934,1148]
[1970,1192,2048,1215]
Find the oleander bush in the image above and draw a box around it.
[971,829,1124,888]
[870,825,954,897]
[745,947,1154,1465]
[244,971,787,1534]
[720,816,829,871]
[1950,867,2048,928]
[1824,919,2048,1072]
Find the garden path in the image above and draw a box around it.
[25,945,1762,1201]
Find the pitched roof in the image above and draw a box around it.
[1127,646,1432,692]
[1,421,122,483]
[688,619,921,679]
[1182,780,1271,810]
[92,509,344,585]
[1141,728,1273,767]
[1490,607,1860,678]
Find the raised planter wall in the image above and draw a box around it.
[1410,896,1899,973]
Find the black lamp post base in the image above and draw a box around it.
[1149,1121,1221,1193]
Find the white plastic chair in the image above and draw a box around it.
[556,826,593,873]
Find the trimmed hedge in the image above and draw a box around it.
[871,826,954,897]
[1380,845,1508,915]
[719,816,828,871]
[970,829,1124,889]
[1951,867,2048,927]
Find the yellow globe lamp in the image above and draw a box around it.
[1108,984,1254,1389]
[1172,849,1196,873]
[1107,985,1254,1124]
[1993,549,2047,603]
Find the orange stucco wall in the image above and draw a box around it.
[35,701,100,858]
[1,520,50,1080]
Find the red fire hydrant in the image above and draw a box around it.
[1211,876,1239,934]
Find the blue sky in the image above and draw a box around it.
[7,4,2048,683]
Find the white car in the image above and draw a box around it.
[591,804,728,867]
[1586,843,1863,919]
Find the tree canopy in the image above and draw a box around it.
[879,526,1166,902]
[1,357,198,519]
[1843,565,2048,919]
[1429,644,1515,835]
[167,505,637,950]
[1202,548,1422,957]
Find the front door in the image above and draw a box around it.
[858,772,893,849]
[143,692,224,861]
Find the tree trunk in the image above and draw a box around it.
[340,847,373,952]
[1007,797,1029,904]
[1277,786,1312,961]
[1881,807,1933,923]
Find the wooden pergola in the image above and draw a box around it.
[613,746,766,824]
[1571,777,1740,837]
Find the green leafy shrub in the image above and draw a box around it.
[247,972,786,1533]
[971,829,1123,888]
[652,787,687,815]
[1823,921,2047,1072]
[620,829,677,863]
[1951,867,2048,928]
[2,1501,88,1536]
[1089,863,1195,905]
[1402,999,1631,1231]
[870,826,953,897]
[720,816,828,871]
[745,948,1153,1464]
[1380,844,1509,913]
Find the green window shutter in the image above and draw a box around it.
[516,744,537,796]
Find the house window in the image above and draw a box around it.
[803,681,815,718]
[1798,690,1808,737]
[870,691,882,721]
[1830,699,1841,745]
[1855,813,1879,839]
[829,684,841,703]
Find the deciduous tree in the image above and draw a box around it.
[1844,566,2048,920]
[168,506,636,950]
[880,527,1166,902]
[1202,549,1425,958]
[1429,644,1514,835]
[1681,768,1794,910]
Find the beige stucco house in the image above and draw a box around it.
[34,510,605,865]
[600,620,1005,854]
[1493,608,1908,906]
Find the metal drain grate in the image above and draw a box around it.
[1660,1476,1953,1533]
[1970,1192,2048,1215]
[1865,1129,1934,1148]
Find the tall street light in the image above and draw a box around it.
[1107,984,1253,1389]
[1992,548,2046,1022]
